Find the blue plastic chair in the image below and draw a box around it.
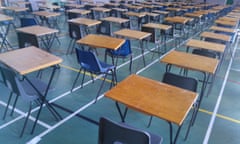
[67,23,82,54]
[98,117,163,144]
[71,49,117,102]
[20,17,38,27]
[104,39,132,73]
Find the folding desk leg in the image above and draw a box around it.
[31,66,61,134]
[115,101,128,122]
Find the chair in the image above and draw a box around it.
[67,23,82,54]
[148,72,198,140]
[0,65,58,137]
[20,17,38,27]
[71,49,117,102]
[98,117,163,144]
[104,39,132,73]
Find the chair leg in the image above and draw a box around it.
[71,68,82,92]
[184,104,198,140]
[129,55,133,73]
[67,39,74,54]
[2,92,14,120]
[10,94,19,116]
[20,102,32,138]
[95,74,107,103]
[147,116,153,128]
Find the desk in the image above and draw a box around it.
[77,34,125,50]
[161,50,219,106]
[1,6,28,24]
[142,23,172,53]
[105,74,198,144]
[32,11,61,29]
[186,39,226,53]
[114,28,151,66]
[124,11,146,30]
[200,31,231,43]
[101,17,129,35]
[68,18,101,36]
[16,25,59,51]
[67,9,91,18]
[0,14,13,51]
[91,7,111,19]
[215,19,237,28]
[0,46,62,133]
[209,26,235,34]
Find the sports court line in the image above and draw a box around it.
[203,35,239,144]
[199,108,240,124]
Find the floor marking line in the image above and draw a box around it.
[203,36,239,144]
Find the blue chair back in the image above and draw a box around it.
[109,39,131,56]
[76,49,101,72]
[20,18,38,27]
[98,117,152,144]
[162,72,198,92]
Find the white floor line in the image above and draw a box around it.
[203,37,239,144]
[26,95,104,144]
[0,101,51,129]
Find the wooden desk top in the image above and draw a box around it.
[1,6,28,12]
[68,18,101,27]
[165,16,189,24]
[104,2,120,7]
[39,4,60,10]
[77,34,125,50]
[105,74,198,125]
[184,13,203,18]
[124,11,146,18]
[101,17,129,24]
[161,50,219,74]
[16,25,58,37]
[0,46,62,75]
[200,31,231,42]
[32,11,61,18]
[114,28,151,40]
[111,8,128,12]
[186,39,226,53]
[67,9,91,15]
[166,7,182,11]
[215,19,237,27]
[143,12,159,17]
[210,26,235,33]
[142,23,172,31]
[64,4,84,8]
[0,14,13,22]
[152,10,169,15]
[91,7,111,12]
[218,17,238,22]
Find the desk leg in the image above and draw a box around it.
[115,101,128,122]
[140,40,146,67]
[168,122,182,144]
[31,66,61,134]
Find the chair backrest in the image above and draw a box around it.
[0,66,21,96]
[75,49,102,72]
[20,18,38,27]
[162,72,198,92]
[68,23,82,40]
[109,39,131,56]
[68,12,79,19]
[17,32,39,48]
[192,49,217,59]
[98,117,151,144]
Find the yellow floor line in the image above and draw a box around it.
[59,64,112,83]
[199,108,240,124]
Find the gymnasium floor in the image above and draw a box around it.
[0,14,240,144]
